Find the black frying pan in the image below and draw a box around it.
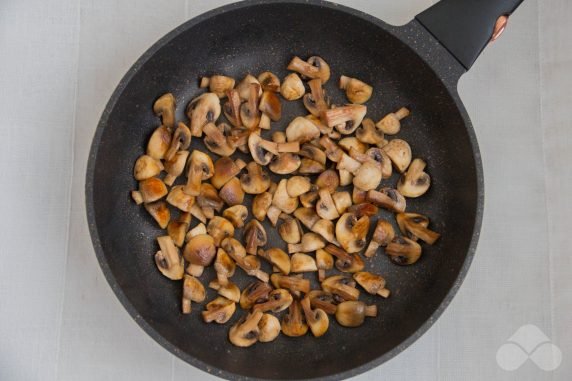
[86,0,523,379]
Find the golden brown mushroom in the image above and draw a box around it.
[310,219,337,244]
[209,280,241,303]
[324,244,364,273]
[223,89,242,127]
[303,79,328,117]
[154,236,185,280]
[319,136,344,163]
[240,161,271,194]
[352,161,383,191]
[200,75,235,98]
[339,75,373,104]
[353,272,390,298]
[396,213,440,245]
[299,143,327,166]
[376,107,410,135]
[167,212,191,247]
[203,122,236,157]
[293,207,320,230]
[207,216,235,247]
[364,219,395,258]
[397,158,431,198]
[166,185,195,213]
[186,92,221,137]
[286,176,312,198]
[214,248,235,286]
[290,253,318,273]
[366,188,406,213]
[185,222,206,242]
[287,232,325,254]
[307,290,338,314]
[386,236,422,265]
[280,73,305,100]
[258,314,281,343]
[322,104,367,135]
[211,157,245,189]
[281,301,309,337]
[253,289,293,313]
[133,155,163,181]
[153,93,176,130]
[335,212,370,253]
[165,122,192,161]
[219,177,245,206]
[269,153,301,174]
[131,177,168,205]
[339,137,368,154]
[182,274,206,314]
[338,169,353,186]
[316,189,340,220]
[229,311,263,347]
[244,219,267,255]
[144,201,170,229]
[298,158,325,174]
[202,296,236,324]
[356,118,385,147]
[146,125,172,160]
[300,297,329,337]
[222,205,248,228]
[183,150,214,196]
[278,214,302,244]
[251,192,272,221]
[163,150,189,186]
[382,139,412,173]
[236,74,262,101]
[197,183,224,218]
[315,169,340,193]
[259,90,282,121]
[285,116,320,143]
[258,248,291,275]
[240,83,261,129]
[332,192,352,215]
[335,301,377,327]
[239,281,272,310]
[183,234,216,276]
[316,248,334,282]
[299,190,319,208]
[321,275,360,301]
[272,179,298,214]
[248,133,277,166]
[258,71,281,92]
[287,56,330,83]
[270,274,310,294]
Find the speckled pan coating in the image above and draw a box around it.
[86,1,484,380]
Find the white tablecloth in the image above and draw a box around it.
[0,0,570,380]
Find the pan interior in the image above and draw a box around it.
[89,2,479,380]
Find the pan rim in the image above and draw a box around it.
[85,1,484,380]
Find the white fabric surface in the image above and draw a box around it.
[0,0,570,380]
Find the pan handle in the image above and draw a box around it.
[416,0,524,70]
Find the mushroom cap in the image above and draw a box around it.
[285,116,320,143]
[252,192,273,221]
[321,275,360,301]
[183,234,216,266]
[240,281,272,310]
[163,150,189,185]
[386,236,422,265]
[278,215,302,244]
[166,185,195,213]
[316,169,340,193]
[353,272,387,295]
[335,213,370,253]
[200,75,235,98]
[397,158,431,198]
[134,155,163,181]
[316,249,334,270]
[236,74,262,101]
[316,189,340,220]
[244,219,267,255]
[153,93,176,129]
[202,296,236,324]
[299,143,327,165]
[165,122,192,161]
[248,133,274,166]
[382,139,412,173]
[290,253,318,273]
[332,191,352,215]
[339,76,373,104]
[300,297,329,337]
[219,177,245,206]
[144,201,170,229]
[353,161,383,191]
[286,176,312,198]
[146,125,172,160]
[298,158,325,174]
[253,288,293,313]
[260,248,291,275]
[186,92,221,137]
[259,91,282,121]
[307,56,331,83]
[356,118,384,145]
[209,280,241,303]
[222,205,248,228]
[183,274,206,303]
[155,236,184,280]
[293,207,320,230]
[258,71,281,92]
[339,137,368,154]
[258,314,281,342]
[214,248,236,278]
[280,73,305,100]
[229,311,263,347]
[167,219,189,247]
[240,161,271,194]
[272,179,299,214]
[139,177,168,203]
[335,301,374,327]
[366,188,407,213]
[372,219,396,246]
[207,216,235,247]
[281,301,309,337]
[269,153,301,174]
[307,290,338,315]
[311,219,336,244]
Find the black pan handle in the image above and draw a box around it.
[416,0,524,70]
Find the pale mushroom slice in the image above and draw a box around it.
[182,274,206,314]
[183,151,214,196]
[183,234,216,277]
[397,158,431,198]
[280,73,305,100]
[223,89,242,127]
[339,137,368,154]
[316,249,334,282]
[259,90,282,121]
[236,74,262,101]
[286,176,312,198]
[335,301,377,327]
[376,107,410,135]
[186,92,221,137]
[285,116,320,143]
[167,212,191,247]
[335,213,370,253]
[209,279,240,303]
[258,314,281,343]
[300,297,329,337]
[155,236,185,280]
[202,296,236,324]
[165,122,192,161]
[253,289,293,314]
[307,290,337,315]
[303,79,328,117]
[153,93,176,130]
[166,185,195,213]
[131,177,168,205]
[258,71,281,92]
[241,161,271,194]
[287,232,325,254]
[311,219,337,244]
[239,280,272,310]
[356,118,385,147]
[223,205,248,228]
[203,122,236,157]
[211,157,246,189]
[219,177,244,206]
[200,75,235,98]
[366,188,406,213]
[298,158,325,174]
[146,125,172,160]
[382,139,412,173]
[321,275,360,301]
[134,155,163,181]
[353,272,390,298]
[278,214,302,244]
[386,236,422,265]
[336,153,362,175]
[144,201,170,229]
[244,219,267,255]
[322,104,367,135]
[299,190,319,208]
[252,192,273,221]
[214,248,235,286]
[163,150,189,186]
[325,244,364,273]
[396,213,440,245]
[316,189,340,220]
[287,56,331,83]
[272,179,298,214]
[258,248,291,275]
[299,143,327,165]
[339,75,373,104]
[364,219,395,258]
[290,253,318,273]
[240,83,261,129]
[229,311,263,347]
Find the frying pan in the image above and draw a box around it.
[86,0,524,379]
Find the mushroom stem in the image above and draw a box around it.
[270,274,310,294]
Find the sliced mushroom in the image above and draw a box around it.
[202,296,236,324]
[286,176,312,198]
[258,248,291,275]
[213,248,235,286]
[280,73,305,100]
[155,236,184,280]
[352,187,367,204]
[353,161,383,191]
[339,75,373,104]
[259,91,282,121]
[272,179,298,214]
[270,274,310,294]
[319,136,344,162]
[362,147,392,179]
[316,189,340,220]
[209,280,241,303]
[366,188,406,213]
[287,56,330,83]
[197,183,223,217]
[285,116,320,143]
[397,158,431,198]
[146,125,172,160]
[315,169,340,193]
[206,217,234,247]
[183,151,214,196]
[386,236,422,265]
[293,207,320,230]
[365,219,395,258]
[239,281,272,310]
[183,234,216,276]
[290,253,317,273]
[223,89,242,127]
[376,107,410,135]
[236,74,262,101]
[258,71,281,92]
[166,185,195,212]
[219,177,244,206]
[163,150,189,186]
[336,153,362,174]
[338,169,353,186]
[287,232,325,254]
[203,122,236,157]
[253,289,293,313]
[332,192,352,215]
[132,177,168,205]
[303,79,328,116]
[299,143,327,165]
[240,83,261,129]
[322,104,367,135]
[269,153,301,174]
[335,301,377,327]
[185,222,207,242]
[229,311,263,347]
[222,205,248,228]
[182,274,206,314]
[278,214,302,244]
[167,213,190,247]
[356,118,385,147]
[200,75,235,98]
[382,139,412,173]
[165,122,192,161]
[353,272,390,298]
[325,244,364,273]
[258,314,281,343]
[307,290,337,314]
[298,158,325,174]
[266,205,282,227]
[347,203,379,218]
[240,161,271,194]
[311,219,337,244]
[134,155,164,181]
[211,157,245,189]
[316,249,334,282]
[153,93,176,130]
[396,213,440,244]
[339,137,368,154]
[251,192,272,221]
[299,190,319,208]
[186,92,221,137]
[300,297,329,337]
[248,133,277,166]
[321,275,360,301]
[335,213,370,253]
[189,203,207,224]
[244,220,267,255]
